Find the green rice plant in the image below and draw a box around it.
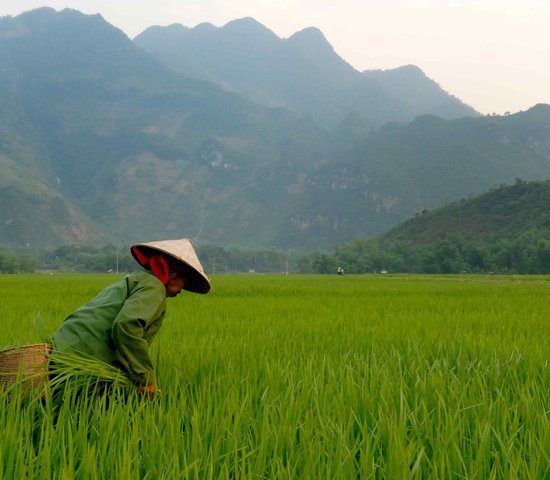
[0,273,548,478]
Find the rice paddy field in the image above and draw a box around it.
[0,273,549,479]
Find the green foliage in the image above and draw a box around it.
[0,244,300,274]
[300,235,550,275]
[198,245,296,274]
[0,252,36,273]
[37,244,135,274]
[383,178,550,245]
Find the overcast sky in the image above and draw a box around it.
[1,0,549,115]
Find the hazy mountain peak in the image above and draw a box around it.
[161,23,190,33]
[222,17,279,40]
[15,6,57,20]
[11,6,128,43]
[397,64,423,72]
[284,25,357,83]
[362,64,479,118]
[133,23,190,43]
[193,22,216,32]
[374,64,422,74]
[224,16,264,28]
[17,7,104,25]
[287,26,330,47]
[526,103,550,115]
[363,64,426,79]
[515,103,550,126]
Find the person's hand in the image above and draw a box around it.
[137,383,157,399]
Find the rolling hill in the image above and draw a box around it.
[379,178,550,245]
[298,178,550,274]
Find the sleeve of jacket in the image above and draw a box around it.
[111,279,166,386]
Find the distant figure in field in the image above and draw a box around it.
[52,238,210,399]
[337,266,344,276]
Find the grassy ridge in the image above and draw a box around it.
[1,274,549,478]
[381,179,550,245]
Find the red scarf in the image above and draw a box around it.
[132,247,170,284]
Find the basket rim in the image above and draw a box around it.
[0,343,53,354]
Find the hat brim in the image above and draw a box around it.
[131,244,211,294]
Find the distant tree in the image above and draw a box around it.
[311,252,338,274]
[536,240,550,273]
[0,253,17,273]
[0,252,36,273]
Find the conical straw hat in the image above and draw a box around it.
[130,238,211,294]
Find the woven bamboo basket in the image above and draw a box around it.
[0,343,52,393]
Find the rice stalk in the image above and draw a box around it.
[47,347,133,391]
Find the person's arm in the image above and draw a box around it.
[111,281,166,387]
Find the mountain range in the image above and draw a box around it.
[134,18,478,127]
[1,8,549,250]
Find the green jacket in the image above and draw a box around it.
[53,271,166,385]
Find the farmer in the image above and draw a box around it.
[52,238,210,399]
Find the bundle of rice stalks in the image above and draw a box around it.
[48,347,134,392]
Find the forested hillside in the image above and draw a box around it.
[285,105,550,247]
[380,178,550,245]
[0,8,328,248]
[299,179,550,274]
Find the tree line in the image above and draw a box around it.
[1,232,549,275]
[0,244,297,275]
[298,231,550,275]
